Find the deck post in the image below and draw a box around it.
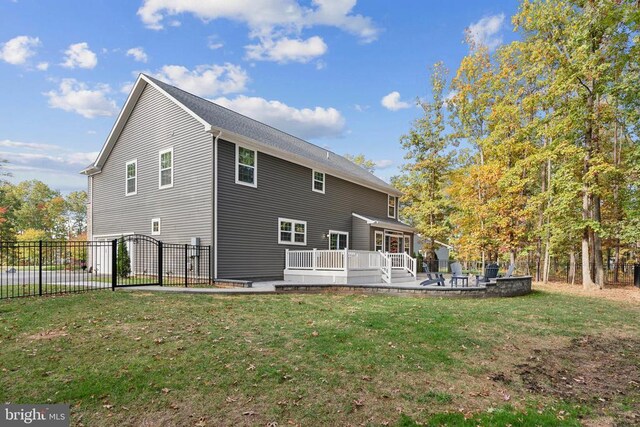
[344,248,348,272]
[312,248,317,270]
[285,249,289,270]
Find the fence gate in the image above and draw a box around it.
[108,234,211,288]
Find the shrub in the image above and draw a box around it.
[117,237,131,278]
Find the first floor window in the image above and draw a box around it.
[126,159,137,195]
[236,145,256,186]
[278,218,306,245]
[388,195,396,218]
[312,170,325,193]
[159,148,173,188]
[403,235,411,255]
[329,230,348,250]
[151,218,161,235]
[375,231,383,252]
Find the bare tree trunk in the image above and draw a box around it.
[592,194,605,288]
[582,187,596,288]
[569,251,576,285]
[543,244,550,284]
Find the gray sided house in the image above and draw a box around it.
[82,74,414,281]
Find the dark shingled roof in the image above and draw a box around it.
[143,74,400,196]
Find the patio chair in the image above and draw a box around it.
[475,263,500,286]
[449,262,469,287]
[420,263,445,286]
[503,263,515,278]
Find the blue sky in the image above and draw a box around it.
[0,0,519,193]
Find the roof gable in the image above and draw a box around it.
[83,74,401,196]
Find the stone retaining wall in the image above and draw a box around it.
[274,276,532,298]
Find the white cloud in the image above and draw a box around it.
[245,36,327,63]
[44,79,119,118]
[374,159,393,169]
[137,0,378,63]
[381,91,411,111]
[212,95,345,139]
[61,42,98,69]
[207,35,224,50]
[126,47,148,63]
[0,35,40,65]
[138,0,378,39]
[1,138,98,191]
[150,63,249,97]
[354,104,368,112]
[36,62,49,71]
[467,14,505,51]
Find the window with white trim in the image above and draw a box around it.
[159,148,173,189]
[278,218,306,245]
[403,235,411,255]
[328,230,348,250]
[126,159,137,196]
[388,195,396,218]
[375,231,384,252]
[151,218,161,235]
[236,145,257,187]
[312,170,325,193]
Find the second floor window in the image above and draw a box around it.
[159,148,173,189]
[312,171,325,193]
[126,159,137,195]
[236,145,257,187]
[388,195,396,218]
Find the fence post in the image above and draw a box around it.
[184,243,188,288]
[208,245,212,285]
[38,240,43,296]
[158,241,163,286]
[111,239,117,291]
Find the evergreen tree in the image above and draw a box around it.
[117,237,131,279]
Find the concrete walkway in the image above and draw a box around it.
[119,273,484,295]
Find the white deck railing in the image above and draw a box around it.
[285,249,416,279]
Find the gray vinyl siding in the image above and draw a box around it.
[217,140,392,279]
[351,216,370,250]
[91,84,213,247]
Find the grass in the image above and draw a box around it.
[0,289,638,426]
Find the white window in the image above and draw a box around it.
[236,145,257,187]
[328,230,348,250]
[403,235,411,255]
[159,148,173,189]
[151,218,161,235]
[312,170,325,194]
[388,195,396,218]
[126,159,137,196]
[278,218,306,245]
[375,231,384,252]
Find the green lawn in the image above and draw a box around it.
[0,290,638,426]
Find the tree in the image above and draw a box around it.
[397,62,454,258]
[344,154,377,173]
[8,180,66,238]
[117,237,131,279]
[65,191,87,237]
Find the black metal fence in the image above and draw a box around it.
[0,235,211,300]
[422,258,639,287]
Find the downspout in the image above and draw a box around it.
[213,130,222,279]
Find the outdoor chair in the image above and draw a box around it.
[420,263,445,286]
[475,263,500,286]
[449,262,469,287]
[503,263,515,278]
